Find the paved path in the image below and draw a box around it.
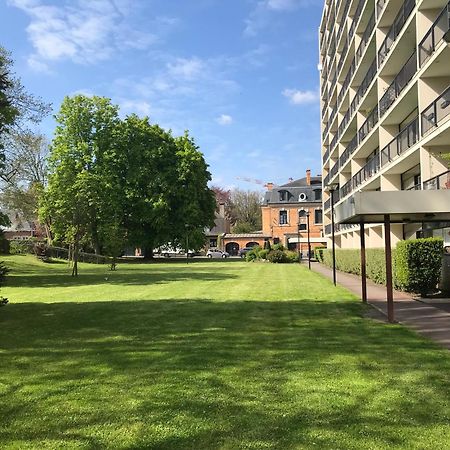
[310,262,450,350]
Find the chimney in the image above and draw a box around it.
[266,182,274,191]
[219,202,225,217]
[306,169,311,186]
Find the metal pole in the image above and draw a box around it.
[331,189,337,286]
[384,214,394,323]
[297,224,301,262]
[186,233,189,265]
[307,212,311,270]
[360,222,367,303]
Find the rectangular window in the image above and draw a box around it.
[298,223,307,231]
[315,209,323,224]
[279,210,288,225]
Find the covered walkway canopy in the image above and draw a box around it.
[335,190,450,322]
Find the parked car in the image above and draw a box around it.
[238,247,255,258]
[206,248,230,258]
[158,246,195,258]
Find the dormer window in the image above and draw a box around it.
[314,189,322,201]
[279,190,289,201]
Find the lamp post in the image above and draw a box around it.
[299,209,311,270]
[325,183,339,286]
[297,222,301,262]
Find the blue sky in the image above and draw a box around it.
[1,0,323,190]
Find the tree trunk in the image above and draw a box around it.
[71,240,79,277]
[142,246,154,260]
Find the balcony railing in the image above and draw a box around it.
[322,147,330,164]
[324,198,331,211]
[325,224,332,234]
[377,0,387,18]
[423,169,450,190]
[337,0,352,42]
[339,134,358,167]
[340,179,352,198]
[380,116,419,166]
[355,10,375,66]
[358,105,379,142]
[352,152,381,189]
[379,51,416,117]
[419,1,450,67]
[378,0,415,67]
[330,160,339,179]
[338,59,377,139]
[324,173,330,187]
[349,0,366,38]
[421,85,450,135]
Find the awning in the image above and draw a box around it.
[288,237,328,244]
[335,190,450,224]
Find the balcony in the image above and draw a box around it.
[421,85,450,135]
[419,1,450,67]
[330,160,339,180]
[379,51,416,117]
[339,134,358,167]
[349,0,366,38]
[352,153,381,189]
[423,169,450,190]
[380,116,419,166]
[355,10,376,66]
[340,179,352,198]
[377,0,387,18]
[324,198,331,211]
[322,147,330,164]
[337,0,352,43]
[378,0,415,67]
[358,105,379,142]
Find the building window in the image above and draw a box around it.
[314,189,322,201]
[315,209,323,224]
[279,190,290,201]
[279,210,288,225]
[209,239,217,247]
[298,223,307,231]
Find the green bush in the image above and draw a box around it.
[314,246,326,263]
[245,246,261,262]
[0,261,10,285]
[9,240,34,255]
[267,249,288,263]
[285,250,299,263]
[272,243,285,252]
[322,248,390,285]
[258,248,269,260]
[395,238,443,294]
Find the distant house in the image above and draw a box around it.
[261,170,326,256]
[1,211,40,241]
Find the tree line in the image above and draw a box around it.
[1,46,216,275]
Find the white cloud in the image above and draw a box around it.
[282,88,318,105]
[167,57,205,80]
[216,114,233,126]
[120,99,152,117]
[8,0,160,69]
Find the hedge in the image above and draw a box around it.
[394,237,443,294]
[321,237,444,292]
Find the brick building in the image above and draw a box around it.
[261,170,326,256]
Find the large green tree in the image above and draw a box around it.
[41,95,216,272]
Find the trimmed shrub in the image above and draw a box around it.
[245,246,261,262]
[285,250,299,263]
[267,249,288,263]
[314,246,326,263]
[272,243,285,252]
[322,248,390,285]
[258,248,269,260]
[395,237,443,294]
[0,261,10,285]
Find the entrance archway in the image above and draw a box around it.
[246,241,259,248]
[225,242,239,256]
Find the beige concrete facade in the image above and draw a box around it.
[320,0,450,249]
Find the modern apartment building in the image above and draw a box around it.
[319,0,450,249]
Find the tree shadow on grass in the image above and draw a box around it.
[4,267,239,288]
[1,299,450,449]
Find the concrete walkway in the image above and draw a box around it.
[310,261,450,350]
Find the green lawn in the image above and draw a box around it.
[1,255,450,449]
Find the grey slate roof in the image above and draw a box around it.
[263,175,322,205]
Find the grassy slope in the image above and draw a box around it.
[0,255,449,449]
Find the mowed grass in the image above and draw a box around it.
[0,255,449,449]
